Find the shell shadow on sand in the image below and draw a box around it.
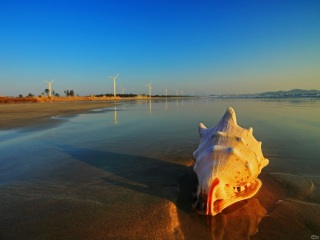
[57,144,193,202]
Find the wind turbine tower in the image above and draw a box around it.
[121,86,126,95]
[45,80,54,97]
[164,87,168,97]
[145,82,152,98]
[108,74,119,97]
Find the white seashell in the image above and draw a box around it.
[193,107,269,216]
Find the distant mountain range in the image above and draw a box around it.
[211,89,320,98]
[258,89,320,96]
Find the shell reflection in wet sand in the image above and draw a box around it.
[209,198,266,240]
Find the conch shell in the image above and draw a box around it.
[193,107,269,216]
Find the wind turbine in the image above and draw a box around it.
[121,86,126,95]
[164,87,168,97]
[145,82,152,98]
[45,80,54,97]
[108,74,119,97]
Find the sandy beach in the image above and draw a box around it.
[0,101,115,130]
[0,95,185,130]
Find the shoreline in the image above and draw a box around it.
[0,95,193,104]
[0,101,116,130]
[0,96,195,131]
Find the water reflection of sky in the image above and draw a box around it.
[2,97,319,177]
[94,98,320,173]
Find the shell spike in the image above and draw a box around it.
[199,123,207,137]
[220,107,237,125]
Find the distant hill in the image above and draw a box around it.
[210,89,320,98]
[259,89,320,96]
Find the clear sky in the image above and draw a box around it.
[0,0,319,96]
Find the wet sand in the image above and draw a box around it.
[0,101,115,130]
[0,149,283,240]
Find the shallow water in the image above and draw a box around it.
[0,98,320,239]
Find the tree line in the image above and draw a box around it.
[19,89,76,98]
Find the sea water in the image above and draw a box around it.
[0,98,319,239]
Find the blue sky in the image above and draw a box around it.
[0,0,319,96]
